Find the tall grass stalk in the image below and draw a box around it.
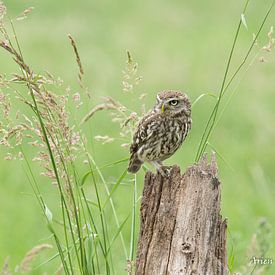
[89,155,129,258]
[195,0,274,162]
[0,11,129,274]
[129,174,137,264]
[12,26,82,274]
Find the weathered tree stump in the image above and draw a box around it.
[135,155,228,275]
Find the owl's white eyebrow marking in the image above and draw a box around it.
[156,94,161,102]
[168,97,179,101]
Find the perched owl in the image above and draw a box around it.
[128,90,192,176]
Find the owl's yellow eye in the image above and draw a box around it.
[169,100,179,106]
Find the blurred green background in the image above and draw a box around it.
[0,0,275,274]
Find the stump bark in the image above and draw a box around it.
[135,155,228,275]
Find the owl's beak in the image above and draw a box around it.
[161,104,165,113]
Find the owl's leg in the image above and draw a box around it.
[151,161,170,177]
[151,161,165,177]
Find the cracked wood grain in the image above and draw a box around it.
[135,155,229,275]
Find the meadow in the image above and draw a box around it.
[0,0,275,274]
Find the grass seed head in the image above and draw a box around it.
[0,1,7,23]
[16,7,35,21]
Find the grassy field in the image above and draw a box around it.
[0,0,275,274]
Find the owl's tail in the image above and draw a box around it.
[128,154,143,173]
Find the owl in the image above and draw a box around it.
[128,90,192,176]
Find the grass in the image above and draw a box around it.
[0,0,275,274]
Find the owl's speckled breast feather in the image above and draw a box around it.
[131,112,191,162]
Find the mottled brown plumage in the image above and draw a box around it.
[128,90,192,175]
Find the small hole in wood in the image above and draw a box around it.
[181,242,193,254]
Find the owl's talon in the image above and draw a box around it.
[159,166,172,178]
[158,169,166,177]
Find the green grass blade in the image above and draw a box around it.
[102,169,128,209]
[90,156,128,259]
[191,93,217,108]
[107,212,131,255]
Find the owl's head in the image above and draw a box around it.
[154,90,191,117]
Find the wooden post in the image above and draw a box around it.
[135,155,228,275]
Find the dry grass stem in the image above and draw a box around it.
[18,244,53,273]
[1,257,11,275]
[81,102,117,124]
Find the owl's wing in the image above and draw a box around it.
[130,112,162,155]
